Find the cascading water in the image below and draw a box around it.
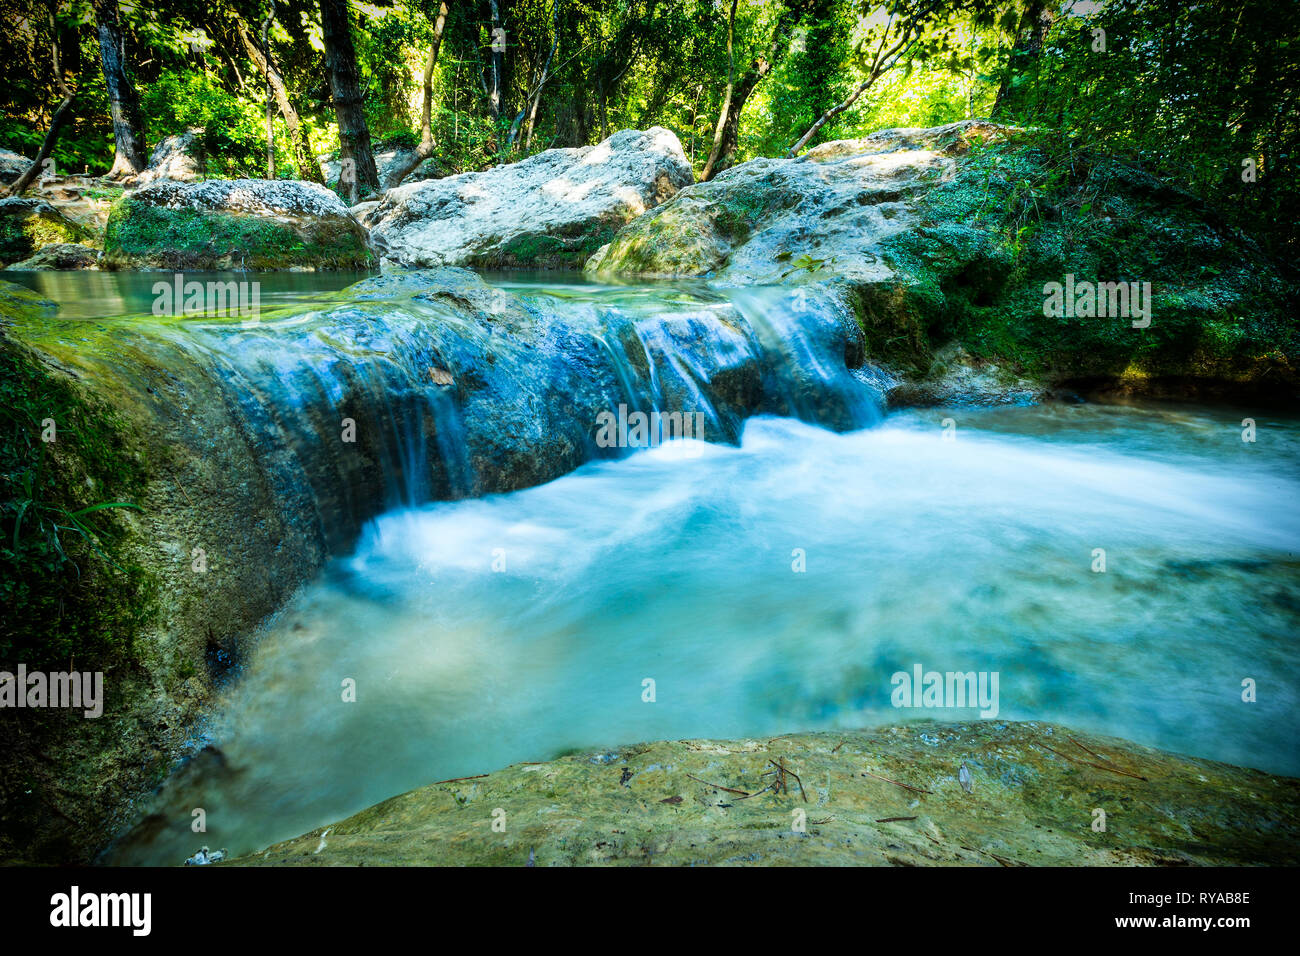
[18,270,1289,866]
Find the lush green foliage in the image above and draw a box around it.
[0,0,1295,252]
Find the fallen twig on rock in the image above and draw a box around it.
[1040,742,1148,781]
[862,770,933,794]
[685,772,750,796]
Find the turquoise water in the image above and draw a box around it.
[27,271,1291,864]
[108,396,1300,864]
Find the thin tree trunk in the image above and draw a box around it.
[234,12,324,182]
[321,0,379,200]
[524,0,560,150]
[701,0,739,182]
[487,0,505,120]
[382,0,450,191]
[93,0,147,177]
[262,0,276,178]
[787,34,912,155]
[991,0,1048,119]
[7,13,77,196]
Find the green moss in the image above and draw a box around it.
[0,206,90,266]
[103,196,374,270]
[493,223,618,268]
[710,179,799,243]
[859,135,1297,387]
[0,329,156,670]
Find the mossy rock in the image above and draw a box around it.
[102,179,375,271]
[594,121,1298,399]
[0,198,93,267]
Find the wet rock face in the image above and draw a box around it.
[0,196,92,267]
[230,721,1300,866]
[368,128,695,269]
[102,178,375,270]
[593,120,1298,403]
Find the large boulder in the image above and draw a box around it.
[0,147,33,184]
[103,178,375,270]
[368,127,695,269]
[592,120,1298,402]
[0,196,93,267]
[136,127,205,186]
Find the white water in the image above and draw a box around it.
[111,400,1300,865]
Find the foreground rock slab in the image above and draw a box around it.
[231,721,1299,866]
[368,127,694,269]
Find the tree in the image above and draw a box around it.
[382,0,451,191]
[787,0,962,156]
[92,0,148,177]
[320,0,378,199]
[232,5,324,181]
[6,5,79,195]
[700,0,738,181]
[990,0,1049,118]
[702,0,807,180]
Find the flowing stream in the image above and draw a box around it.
[12,270,1298,866]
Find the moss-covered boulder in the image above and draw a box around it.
[229,721,1300,866]
[103,178,375,271]
[368,128,694,269]
[0,197,93,267]
[593,121,1298,403]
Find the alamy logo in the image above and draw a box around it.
[891,664,999,718]
[595,404,706,456]
[0,665,103,718]
[1043,273,1151,328]
[153,273,261,322]
[50,886,151,936]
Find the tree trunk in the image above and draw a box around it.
[320,0,379,200]
[991,1,1049,119]
[262,1,276,178]
[382,0,450,191]
[92,0,147,177]
[234,12,324,182]
[701,0,739,182]
[7,13,78,196]
[707,69,766,180]
[523,0,561,151]
[486,0,505,120]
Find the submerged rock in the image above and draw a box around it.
[102,178,374,271]
[368,128,694,269]
[230,721,1300,866]
[592,120,1297,404]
